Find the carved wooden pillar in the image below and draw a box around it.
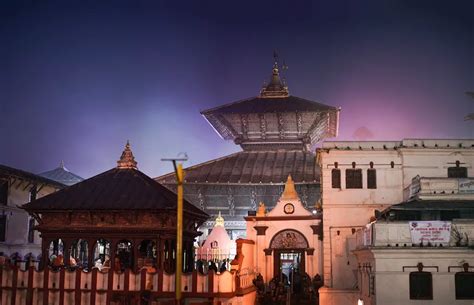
[41,237,50,270]
[155,237,160,269]
[187,240,194,272]
[109,239,117,271]
[162,238,169,272]
[87,239,95,270]
[133,239,139,272]
[62,239,70,267]
[184,240,193,272]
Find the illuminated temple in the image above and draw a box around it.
[157,57,339,238]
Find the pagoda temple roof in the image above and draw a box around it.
[156,150,319,185]
[201,95,337,115]
[200,55,340,150]
[23,142,208,218]
[39,161,84,186]
[23,167,207,217]
[0,164,65,189]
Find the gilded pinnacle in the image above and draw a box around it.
[215,211,225,227]
[281,174,298,200]
[117,140,138,169]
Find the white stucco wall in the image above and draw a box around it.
[0,179,59,258]
[317,139,474,305]
[354,248,474,305]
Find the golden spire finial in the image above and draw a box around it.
[281,174,298,200]
[257,202,266,216]
[215,211,225,227]
[117,140,138,169]
[259,51,289,98]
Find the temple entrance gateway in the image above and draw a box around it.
[246,175,322,305]
[270,229,309,286]
[274,250,305,286]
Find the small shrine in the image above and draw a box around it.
[23,142,209,272]
[197,212,236,264]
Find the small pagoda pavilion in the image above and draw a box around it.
[22,142,209,272]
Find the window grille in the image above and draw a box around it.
[332,169,341,188]
[409,271,433,300]
[367,169,377,189]
[346,169,362,189]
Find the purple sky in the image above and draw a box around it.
[1,1,473,179]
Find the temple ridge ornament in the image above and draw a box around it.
[117,140,138,169]
[259,52,289,98]
[257,202,266,216]
[215,211,225,227]
[281,175,298,200]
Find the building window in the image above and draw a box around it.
[28,217,35,243]
[448,161,468,178]
[332,169,341,188]
[409,271,433,300]
[346,169,362,189]
[455,271,474,299]
[367,169,377,189]
[0,180,8,205]
[0,215,6,242]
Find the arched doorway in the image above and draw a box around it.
[269,229,309,289]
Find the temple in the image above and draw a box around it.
[1,56,473,305]
[157,55,339,239]
[23,142,208,272]
[39,161,84,186]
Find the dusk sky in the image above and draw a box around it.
[1,1,472,179]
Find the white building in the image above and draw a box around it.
[0,164,64,262]
[316,139,474,305]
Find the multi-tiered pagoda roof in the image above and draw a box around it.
[157,55,339,238]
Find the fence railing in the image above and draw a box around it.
[0,265,243,305]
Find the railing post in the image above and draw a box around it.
[59,268,65,305]
[91,268,98,305]
[192,270,197,293]
[208,271,214,294]
[106,269,114,305]
[26,266,34,305]
[158,269,163,293]
[74,269,81,305]
[124,269,130,292]
[140,268,146,291]
[43,267,49,305]
[10,265,18,305]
